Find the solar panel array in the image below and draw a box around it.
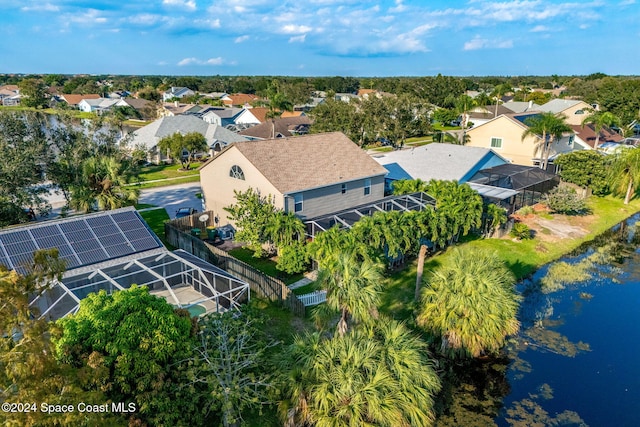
[0,209,163,275]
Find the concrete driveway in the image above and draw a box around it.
[138,182,205,219]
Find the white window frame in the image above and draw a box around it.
[490,137,503,149]
[229,165,245,180]
[294,194,303,213]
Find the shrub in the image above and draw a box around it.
[545,186,588,215]
[516,205,535,216]
[510,222,532,240]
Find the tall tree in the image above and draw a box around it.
[417,247,521,358]
[280,321,441,427]
[522,112,572,171]
[69,155,140,213]
[608,147,640,204]
[317,252,384,336]
[157,131,208,170]
[18,78,48,108]
[581,110,622,149]
[190,308,277,427]
[224,188,278,257]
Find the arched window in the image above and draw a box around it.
[229,165,245,180]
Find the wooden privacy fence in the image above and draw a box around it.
[165,214,305,317]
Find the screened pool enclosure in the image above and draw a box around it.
[0,207,249,321]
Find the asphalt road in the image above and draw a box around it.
[138,182,205,219]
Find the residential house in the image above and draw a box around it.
[60,94,100,108]
[0,85,20,106]
[466,112,580,168]
[221,93,259,107]
[199,132,387,224]
[78,97,120,113]
[128,115,250,163]
[465,104,513,128]
[371,143,509,193]
[162,86,195,102]
[570,124,623,149]
[161,102,204,117]
[538,99,594,125]
[245,107,268,123]
[238,116,312,140]
[201,107,245,127]
[293,97,324,112]
[116,97,155,120]
[502,100,541,113]
[334,93,358,103]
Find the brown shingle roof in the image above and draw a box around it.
[248,107,269,123]
[61,94,100,105]
[223,93,259,106]
[570,124,623,148]
[211,132,387,194]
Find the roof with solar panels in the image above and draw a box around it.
[0,206,249,320]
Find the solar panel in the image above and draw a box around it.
[0,208,162,274]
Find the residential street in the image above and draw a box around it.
[138,182,204,219]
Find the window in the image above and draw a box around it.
[294,194,303,213]
[229,165,245,180]
[490,137,502,148]
[341,183,347,194]
[568,135,575,146]
[575,110,584,115]
[364,178,371,196]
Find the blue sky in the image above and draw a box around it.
[1,0,638,76]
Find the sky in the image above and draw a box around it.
[1,0,639,77]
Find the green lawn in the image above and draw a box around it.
[138,207,171,247]
[228,247,304,285]
[432,123,461,131]
[138,163,201,181]
[133,175,201,189]
[380,195,640,322]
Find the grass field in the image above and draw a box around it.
[138,207,171,247]
[138,163,201,181]
[228,247,304,285]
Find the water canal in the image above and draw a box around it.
[493,214,640,426]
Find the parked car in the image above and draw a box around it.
[175,207,198,219]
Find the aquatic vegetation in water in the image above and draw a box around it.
[522,327,591,357]
[579,292,593,300]
[504,397,588,427]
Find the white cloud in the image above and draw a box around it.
[464,36,513,50]
[235,35,250,43]
[389,0,407,13]
[177,57,225,66]
[21,3,59,12]
[163,0,197,11]
[619,0,635,5]
[289,34,306,43]
[280,24,312,34]
[127,14,166,26]
[65,9,108,25]
[531,25,550,32]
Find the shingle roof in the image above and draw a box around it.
[223,93,259,106]
[208,132,387,194]
[539,99,585,114]
[502,101,542,113]
[570,124,623,148]
[130,115,249,150]
[239,116,312,139]
[61,94,100,105]
[371,143,507,183]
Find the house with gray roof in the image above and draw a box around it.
[162,86,195,102]
[199,132,388,224]
[78,97,120,113]
[128,115,250,163]
[502,100,541,113]
[371,143,509,194]
[538,99,594,125]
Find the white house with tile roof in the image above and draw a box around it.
[199,132,388,225]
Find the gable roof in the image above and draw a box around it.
[502,101,542,113]
[239,116,312,139]
[201,107,244,120]
[570,124,623,148]
[539,99,586,114]
[223,93,259,106]
[121,97,151,110]
[130,115,249,150]
[468,104,513,120]
[247,106,268,123]
[371,143,508,183]
[61,93,100,105]
[205,132,387,194]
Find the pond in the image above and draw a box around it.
[494,214,640,426]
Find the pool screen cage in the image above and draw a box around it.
[470,164,560,212]
[29,248,250,321]
[304,192,436,238]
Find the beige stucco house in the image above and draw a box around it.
[466,112,583,168]
[199,132,388,225]
[538,99,594,126]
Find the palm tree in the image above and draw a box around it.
[265,92,293,139]
[581,110,622,149]
[483,203,508,237]
[69,155,139,213]
[417,246,521,358]
[280,322,441,427]
[266,212,306,249]
[608,147,640,204]
[455,94,477,144]
[318,252,384,336]
[522,112,572,171]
